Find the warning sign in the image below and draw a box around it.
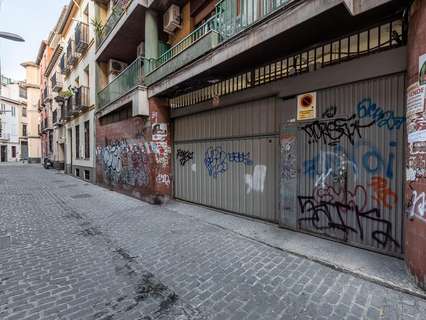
[297,92,317,121]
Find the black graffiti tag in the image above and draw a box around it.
[301,114,375,146]
[297,196,400,248]
[176,149,194,166]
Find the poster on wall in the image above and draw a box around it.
[297,92,317,121]
[407,82,425,117]
[152,123,167,141]
[420,54,426,85]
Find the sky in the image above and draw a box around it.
[0,0,69,81]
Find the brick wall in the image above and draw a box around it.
[405,0,426,290]
[96,98,172,204]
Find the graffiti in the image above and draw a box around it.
[150,142,171,168]
[297,196,400,248]
[304,140,397,181]
[245,165,267,194]
[228,152,253,165]
[301,113,374,146]
[204,146,253,177]
[409,191,426,222]
[281,135,297,180]
[97,139,149,187]
[204,147,228,177]
[357,98,405,130]
[322,106,337,118]
[176,149,194,166]
[156,174,170,186]
[369,176,397,209]
[313,185,368,212]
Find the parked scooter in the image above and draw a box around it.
[43,158,53,169]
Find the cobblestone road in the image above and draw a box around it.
[0,164,425,320]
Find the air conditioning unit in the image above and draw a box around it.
[137,41,145,57]
[163,4,181,34]
[108,59,128,75]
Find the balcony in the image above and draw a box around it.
[52,110,58,125]
[145,16,219,86]
[65,96,74,119]
[97,56,148,117]
[66,39,80,66]
[42,87,51,103]
[51,72,63,92]
[75,86,90,112]
[75,22,89,53]
[96,0,132,50]
[95,0,147,63]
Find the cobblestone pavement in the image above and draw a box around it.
[0,164,426,320]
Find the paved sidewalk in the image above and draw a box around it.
[1,164,426,320]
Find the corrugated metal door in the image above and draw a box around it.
[296,73,405,256]
[174,97,279,222]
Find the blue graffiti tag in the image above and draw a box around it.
[303,140,396,180]
[204,147,253,177]
[357,98,405,130]
[205,147,228,177]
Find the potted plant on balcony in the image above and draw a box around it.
[91,17,104,38]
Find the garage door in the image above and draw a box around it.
[174,97,279,222]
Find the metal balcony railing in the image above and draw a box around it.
[67,39,79,66]
[52,110,58,124]
[75,22,89,53]
[65,96,74,118]
[51,72,63,92]
[97,56,146,110]
[96,0,132,50]
[146,0,294,75]
[75,86,90,111]
[146,16,218,74]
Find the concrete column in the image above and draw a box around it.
[405,0,426,291]
[145,10,159,60]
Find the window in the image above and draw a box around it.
[22,124,27,137]
[11,106,15,117]
[22,107,27,117]
[75,125,80,159]
[84,170,90,180]
[49,131,53,153]
[84,120,90,159]
[19,87,27,99]
[75,168,80,177]
[99,104,132,125]
[1,104,5,112]
[11,146,16,158]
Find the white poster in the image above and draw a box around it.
[297,92,317,121]
[407,82,425,117]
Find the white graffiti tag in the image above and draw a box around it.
[409,191,426,222]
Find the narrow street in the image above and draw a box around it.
[0,164,425,320]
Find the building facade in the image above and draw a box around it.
[0,75,37,162]
[38,0,426,289]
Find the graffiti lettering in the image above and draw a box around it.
[176,149,194,166]
[301,114,374,146]
[97,139,150,187]
[228,152,253,165]
[304,141,397,180]
[204,146,253,177]
[156,174,171,186]
[322,106,337,118]
[281,135,297,180]
[297,196,400,248]
[313,185,368,212]
[357,98,405,130]
[409,191,426,222]
[369,176,397,209]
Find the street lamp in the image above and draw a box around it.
[0,31,25,95]
[0,31,24,42]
